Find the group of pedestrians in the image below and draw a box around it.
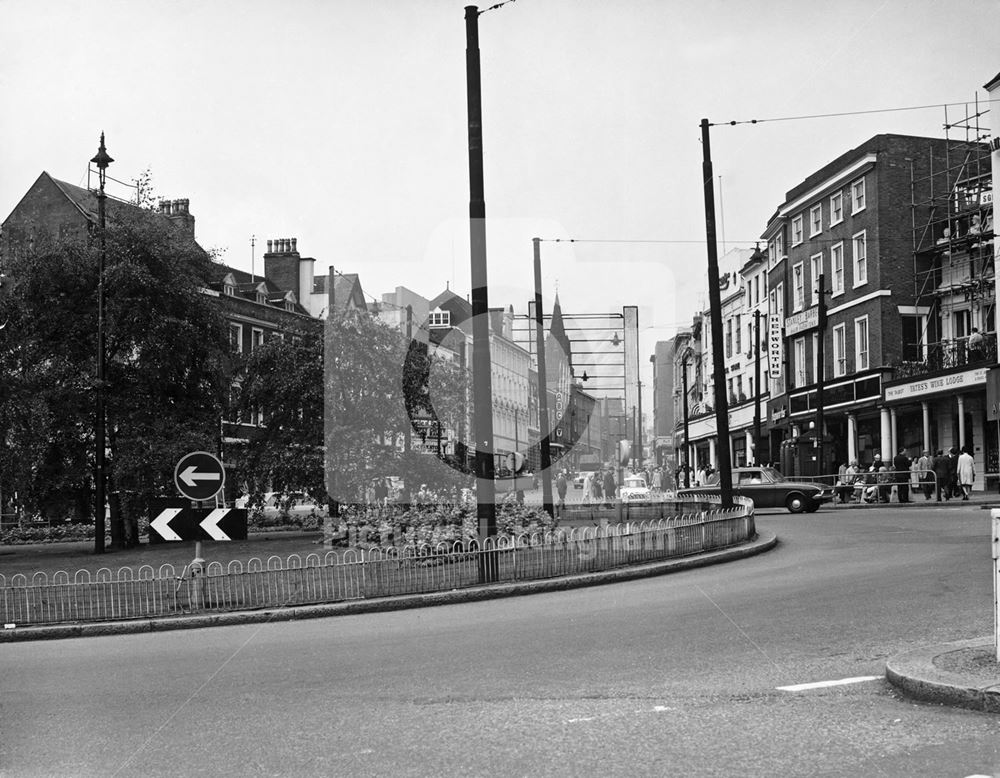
[836,446,976,503]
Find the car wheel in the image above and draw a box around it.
[786,494,807,513]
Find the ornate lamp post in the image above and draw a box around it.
[91,133,113,554]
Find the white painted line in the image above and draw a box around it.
[777,675,882,692]
[652,706,672,712]
[566,717,595,723]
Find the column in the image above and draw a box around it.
[890,408,898,454]
[880,407,892,461]
[847,413,857,463]
[746,430,754,465]
[957,395,966,450]
[922,401,931,452]
[708,437,716,470]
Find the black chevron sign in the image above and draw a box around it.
[148,500,247,544]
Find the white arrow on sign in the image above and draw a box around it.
[200,508,232,541]
[151,508,184,541]
[179,466,222,489]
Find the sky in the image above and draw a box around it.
[2,0,998,397]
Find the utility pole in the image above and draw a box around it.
[465,5,497,548]
[533,238,554,518]
[700,119,733,507]
[405,304,413,454]
[91,133,112,554]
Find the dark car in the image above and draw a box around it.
[677,466,835,513]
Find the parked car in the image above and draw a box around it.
[677,466,835,513]
[573,472,586,489]
[620,475,651,503]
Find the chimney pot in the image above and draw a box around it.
[291,238,297,253]
[267,239,273,253]
[280,239,287,253]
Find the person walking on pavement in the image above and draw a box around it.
[917,450,934,500]
[602,468,617,507]
[932,450,951,501]
[556,470,568,512]
[957,446,975,500]
[947,447,960,499]
[893,447,911,503]
[581,471,593,504]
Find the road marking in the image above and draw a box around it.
[566,717,595,723]
[652,706,672,712]
[777,675,882,692]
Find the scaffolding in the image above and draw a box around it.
[909,98,995,372]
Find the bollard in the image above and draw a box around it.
[190,540,206,611]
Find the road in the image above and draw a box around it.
[2,504,998,777]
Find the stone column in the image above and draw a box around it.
[922,401,931,452]
[957,395,966,450]
[847,413,857,463]
[708,437,716,470]
[890,408,898,454]
[745,430,754,465]
[880,408,892,461]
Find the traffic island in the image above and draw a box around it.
[885,637,1000,713]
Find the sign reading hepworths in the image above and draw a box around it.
[174,451,226,502]
[768,314,783,379]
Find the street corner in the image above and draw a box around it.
[885,637,1000,713]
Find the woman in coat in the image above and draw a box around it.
[957,447,976,500]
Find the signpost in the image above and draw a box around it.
[174,451,226,502]
[148,499,247,544]
[993,509,1000,662]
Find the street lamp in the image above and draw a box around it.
[681,347,693,488]
[91,133,113,554]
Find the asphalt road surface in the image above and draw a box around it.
[2,504,998,777]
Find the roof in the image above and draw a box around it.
[985,71,1000,92]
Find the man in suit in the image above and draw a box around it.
[932,450,951,501]
[892,447,911,503]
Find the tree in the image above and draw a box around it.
[0,206,231,549]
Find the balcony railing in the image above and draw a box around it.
[891,335,996,380]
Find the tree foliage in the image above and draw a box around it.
[0,206,230,549]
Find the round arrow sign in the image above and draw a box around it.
[174,451,226,501]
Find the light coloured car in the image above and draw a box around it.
[620,475,651,503]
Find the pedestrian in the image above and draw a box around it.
[947,447,960,499]
[877,466,892,503]
[603,468,617,507]
[592,471,603,503]
[892,447,911,503]
[932,450,951,501]
[916,450,934,500]
[556,470,568,510]
[836,462,851,504]
[968,327,985,361]
[581,471,593,503]
[957,446,975,500]
[373,477,389,506]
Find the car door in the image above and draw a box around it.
[739,468,773,508]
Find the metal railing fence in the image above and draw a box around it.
[0,497,754,627]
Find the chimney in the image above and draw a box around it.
[264,236,300,295]
[163,197,195,239]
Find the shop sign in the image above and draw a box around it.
[768,314,783,379]
[884,366,989,402]
[784,307,818,337]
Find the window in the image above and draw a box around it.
[725,318,733,358]
[831,242,845,296]
[251,328,264,352]
[809,204,822,237]
[812,332,819,383]
[775,231,785,260]
[791,215,804,246]
[793,262,805,311]
[229,323,242,354]
[735,314,742,353]
[901,315,925,362]
[773,282,784,319]
[794,337,807,387]
[852,231,867,287]
[810,253,823,307]
[833,324,847,377]
[829,191,844,226]
[429,310,451,327]
[851,177,866,214]
[855,316,869,371]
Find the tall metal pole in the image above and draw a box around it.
[682,351,691,488]
[754,310,762,465]
[636,381,644,469]
[816,272,827,481]
[91,133,112,554]
[533,238,554,518]
[700,119,733,507]
[465,6,497,542]
[404,304,413,454]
